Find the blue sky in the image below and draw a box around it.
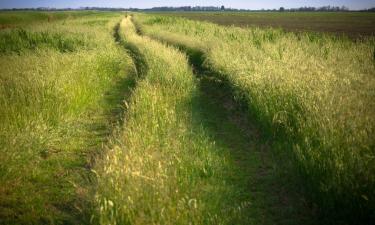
[0,0,374,10]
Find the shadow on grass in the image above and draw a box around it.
[113,20,148,78]
[186,47,316,225]
[122,20,316,224]
[85,62,137,225]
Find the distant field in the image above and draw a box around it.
[151,12,375,37]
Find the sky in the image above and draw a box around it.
[0,0,374,10]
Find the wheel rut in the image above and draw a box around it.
[184,46,315,225]
[131,24,316,225]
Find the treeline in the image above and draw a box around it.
[0,6,229,12]
[360,7,375,12]
[0,7,128,11]
[281,5,374,12]
[146,5,354,12]
[283,5,349,12]
[143,6,228,11]
[1,5,375,12]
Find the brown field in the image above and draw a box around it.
[151,12,375,37]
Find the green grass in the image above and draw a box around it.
[134,13,375,223]
[0,12,133,224]
[151,12,375,37]
[95,16,315,225]
[0,11,69,25]
[0,28,88,54]
[2,10,374,225]
[97,16,238,224]
[0,11,116,26]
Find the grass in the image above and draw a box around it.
[0,12,133,224]
[0,11,106,26]
[1,10,374,225]
[151,12,375,37]
[134,13,375,223]
[97,15,239,224]
[0,28,87,54]
[95,15,316,225]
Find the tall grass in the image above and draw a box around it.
[0,28,87,54]
[96,16,260,224]
[0,11,106,26]
[135,14,375,221]
[0,12,130,224]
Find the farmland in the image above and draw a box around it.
[1,11,375,225]
[153,12,375,37]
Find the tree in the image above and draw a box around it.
[221,5,225,11]
[279,7,285,12]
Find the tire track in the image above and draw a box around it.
[132,19,317,224]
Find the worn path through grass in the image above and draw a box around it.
[132,18,316,224]
[185,47,315,225]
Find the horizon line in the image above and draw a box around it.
[1,5,374,11]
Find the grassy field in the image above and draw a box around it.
[0,11,134,224]
[135,13,375,223]
[96,15,315,225]
[152,12,375,37]
[1,10,374,225]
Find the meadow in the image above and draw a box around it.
[0,10,374,225]
[0,11,132,224]
[135,13,375,222]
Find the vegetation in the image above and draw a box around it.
[0,11,132,224]
[0,11,101,26]
[1,10,374,224]
[96,15,283,225]
[134,14,375,223]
